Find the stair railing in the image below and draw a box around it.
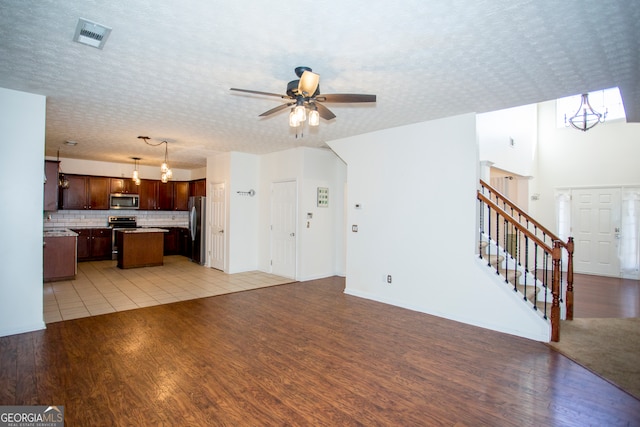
[478,181,574,342]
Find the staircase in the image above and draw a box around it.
[479,239,552,319]
[477,180,574,342]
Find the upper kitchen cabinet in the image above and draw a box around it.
[174,181,189,211]
[190,179,206,197]
[43,160,59,211]
[110,177,139,194]
[59,175,109,210]
[139,179,174,210]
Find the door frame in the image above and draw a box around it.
[557,185,640,278]
[209,181,226,271]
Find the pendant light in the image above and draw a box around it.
[131,157,141,185]
[56,150,70,189]
[160,141,172,183]
[138,136,172,182]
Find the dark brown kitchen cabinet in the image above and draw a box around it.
[44,160,59,211]
[189,179,206,197]
[43,235,77,281]
[59,175,109,210]
[163,227,179,255]
[174,181,189,211]
[110,177,139,194]
[73,228,112,261]
[158,182,174,210]
[139,179,174,210]
[178,227,192,258]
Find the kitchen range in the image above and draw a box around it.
[107,215,138,260]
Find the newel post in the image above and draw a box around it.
[551,241,562,342]
[565,237,574,320]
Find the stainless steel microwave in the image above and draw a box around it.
[109,193,140,209]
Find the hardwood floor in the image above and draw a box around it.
[571,273,640,318]
[1,276,639,425]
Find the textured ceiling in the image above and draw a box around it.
[0,0,638,169]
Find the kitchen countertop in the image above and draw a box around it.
[43,229,78,237]
[116,228,169,233]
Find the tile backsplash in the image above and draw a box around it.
[44,210,189,229]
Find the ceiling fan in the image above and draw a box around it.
[230,66,376,127]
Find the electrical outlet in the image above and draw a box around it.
[352,225,358,232]
[387,275,392,284]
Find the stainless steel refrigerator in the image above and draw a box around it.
[188,196,206,265]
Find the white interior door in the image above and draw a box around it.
[271,181,297,279]
[572,188,621,276]
[210,183,225,271]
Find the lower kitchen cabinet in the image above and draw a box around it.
[73,228,112,261]
[44,235,77,281]
[163,227,192,256]
[162,227,191,257]
[178,227,192,258]
[163,227,178,255]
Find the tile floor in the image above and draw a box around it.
[43,255,294,323]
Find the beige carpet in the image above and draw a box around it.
[548,318,640,400]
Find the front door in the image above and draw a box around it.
[572,188,621,276]
[271,181,297,279]
[210,183,225,271]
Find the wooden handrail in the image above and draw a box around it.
[479,179,567,248]
[477,193,552,251]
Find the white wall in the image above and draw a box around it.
[0,88,47,337]
[477,103,538,177]
[207,151,261,273]
[298,148,346,280]
[228,152,260,273]
[531,100,640,232]
[258,147,346,281]
[329,114,549,341]
[208,147,345,280]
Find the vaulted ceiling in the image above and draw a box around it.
[1,0,638,169]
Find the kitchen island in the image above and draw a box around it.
[115,228,168,269]
[43,229,78,281]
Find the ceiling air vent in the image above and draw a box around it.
[73,18,112,49]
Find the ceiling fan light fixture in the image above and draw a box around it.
[298,71,320,96]
[231,66,377,134]
[309,109,320,126]
[289,109,300,127]
[294,104,306,122]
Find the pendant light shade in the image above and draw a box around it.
[131,157,141,185]
[298,70,320,96]
[308,108,320,126]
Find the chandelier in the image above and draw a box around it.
[565,93,607,132]
[138,136,173,182]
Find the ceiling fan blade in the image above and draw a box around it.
[315,102,336,120]
[230,88,289,99]
[316,94,376,103]
[298,70,320,97]
[258,102,294,117]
